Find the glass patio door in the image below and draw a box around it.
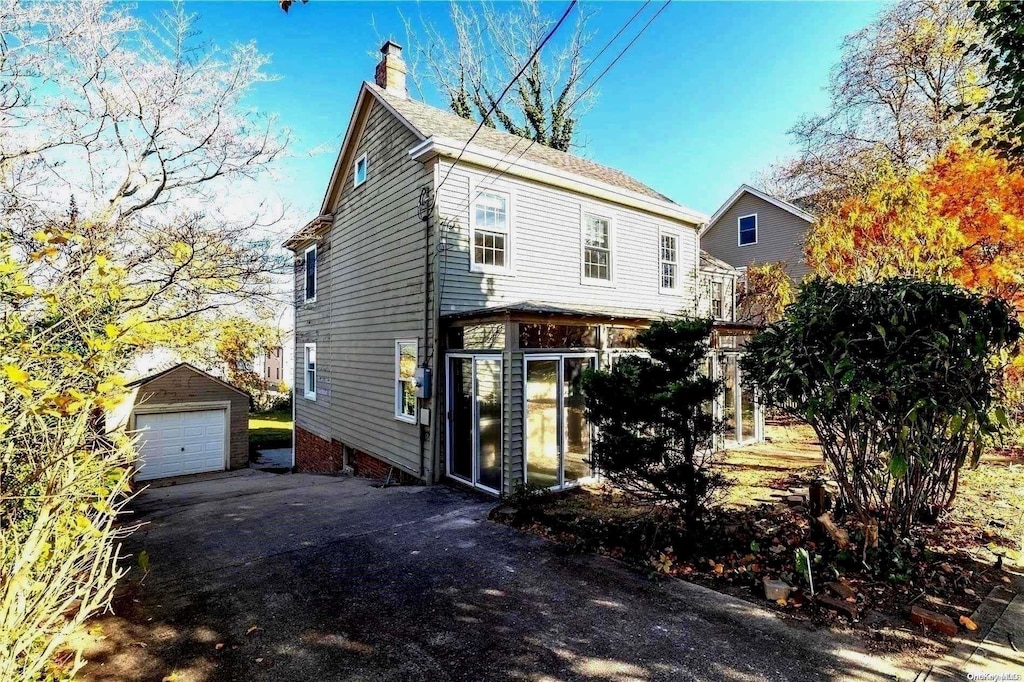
[447,355,503,493]
[525,355,595,489]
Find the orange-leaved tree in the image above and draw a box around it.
[806,147,1024,312]
[924,148,1024,310]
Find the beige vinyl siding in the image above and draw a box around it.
[293,99,433,477]
[700,192,814,280]
[434,161,701,316]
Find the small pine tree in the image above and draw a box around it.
[582,319,726,525]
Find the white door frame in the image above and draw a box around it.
[522,353,597,491]
[446,354,503,494]
[714,352,761,448]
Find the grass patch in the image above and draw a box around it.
[249,408,292,451]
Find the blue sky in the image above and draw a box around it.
[136,1,884,218]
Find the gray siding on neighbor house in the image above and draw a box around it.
[131,366,250,471]
[433,160,702,316]
[700,192,813,280]
[293,98,434,478]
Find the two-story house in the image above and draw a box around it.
[700,184,816,281]
[284,42,762,495]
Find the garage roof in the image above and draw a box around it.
[127,363,250,397]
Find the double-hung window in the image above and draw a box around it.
[711,280,725,319]
[738,214,757,246]
[583,214,611,281]
[395,339,418,422]
[303,244,317,302]
[303,343,317,400]
[660,231,679,292]
[354,152,368,187]
[471,190,510,272]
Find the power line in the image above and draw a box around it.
[575,0,651,85]
[443,0,671,224]
[432,0,578,204]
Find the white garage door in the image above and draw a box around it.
[135,409,227,481]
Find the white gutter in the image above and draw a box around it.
[409,137,708,228]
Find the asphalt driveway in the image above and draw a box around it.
[79,471,900,682]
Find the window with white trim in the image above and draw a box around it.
[303,244,317,302]
[471,190,509,272]
[711,280,725,319]
[583,214,611,281]
[354,152,368,187]
[738,214,757,246]
[395,339,417,422]
[303,343,317,400]
[659,231,679,291]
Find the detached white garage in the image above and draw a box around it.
[109,364,250,482]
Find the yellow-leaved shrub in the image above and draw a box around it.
[1,226,140,681]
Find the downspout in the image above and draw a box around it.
[427,160,444,484]
[290,251,298,471]
[418,184,431,480]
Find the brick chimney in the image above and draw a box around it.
[374,41,407,98]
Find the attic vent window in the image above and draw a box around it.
[354,153,368,188]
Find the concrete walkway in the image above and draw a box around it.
[81,474,904,682]
[930,578,1024,680]
[252,447,292,471]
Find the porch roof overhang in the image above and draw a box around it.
[440,301,685,326]
[711,321,761,334]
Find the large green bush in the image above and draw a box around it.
[582,319,725,525]
[741,278,1020,540]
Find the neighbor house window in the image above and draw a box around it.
[303,343,317,400]
[471,190,509,272]
[303,244,317,302]
[711,280,725,319]
[660,231,679,291]
[583,214,612,281]
[738,214,757,246]
[354,152,368,187]
[395,339,418,422]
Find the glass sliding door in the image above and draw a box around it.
[719,354,737,443]
[740,368,757,443]
[563,357,592,483]
[447,355,503,492]
[476,359,503,491]
[525,355,595,489]
[714,351,759,446]
[525,359,559,488]
[449,357,474,482]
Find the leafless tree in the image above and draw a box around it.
[764,0,990,211]
[401,0,596,152]
[0,0,291,323]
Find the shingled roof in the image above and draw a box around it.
[369,83,676,204]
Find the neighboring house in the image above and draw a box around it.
[283,42,762,495]
[700,184,816,280]
[107,363,250,481]
[252,342,292,388]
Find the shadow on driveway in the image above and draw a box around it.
[79,473,900,681]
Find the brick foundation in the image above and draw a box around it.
[351,450,418,483]
[295,426,344,473]
[295,426,420,484]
